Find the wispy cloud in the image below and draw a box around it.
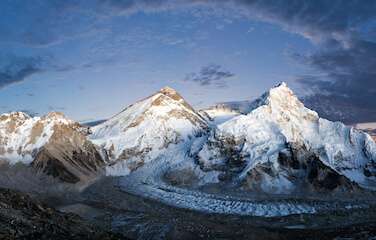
[0,56,43,89]
[184,64,235,88]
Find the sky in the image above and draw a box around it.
[0,0,375,123]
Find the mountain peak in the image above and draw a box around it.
[274,81,288,88]
[155,86,198,112]
[245,82,300,113]
[158,86,184,102]
[268,82,295,100]
[160,86,177,94]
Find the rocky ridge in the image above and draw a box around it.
[0,112,104,183]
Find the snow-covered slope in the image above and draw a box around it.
[354,122,376,142]
[205,100,254,115]
[199,83,376,192]
[90,87,209,176]
[204,108,240,125]
[0,112,104,183]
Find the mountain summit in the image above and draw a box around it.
[90,86,209,175]
[199,83,376,193]
[159,86,183,101]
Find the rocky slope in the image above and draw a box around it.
[198,83,376,193]
[0,112,104,183]
[0,187,123,239]
[90,87,209,176]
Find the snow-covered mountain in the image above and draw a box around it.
[198,83,376,193]
[90,86,209,176]
[1,84,375,192]
[0,112,104,183]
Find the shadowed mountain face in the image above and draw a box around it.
[31,123,104,183]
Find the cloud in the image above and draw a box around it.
[295,39,376,123]
[184,64,235,87]
[217,0,376,123]
[92,0,376,118]
[0,0,375,122]
[2,1,374,48]
[0,56,43,89]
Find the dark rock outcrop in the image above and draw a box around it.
[0,188,125,240]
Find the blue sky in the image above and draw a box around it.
[0,1,375,123]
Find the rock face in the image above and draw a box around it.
[199,83,376,193]
[0,187,123,239]
[31,120,104,183]
[0,112,104,183]
[90,86,209,176]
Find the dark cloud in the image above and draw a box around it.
[230,0,376,43]
[220,0,376,123]
[184,64,235,87]
[0,56,43,89]
[98,0,375,41]
[296,39,376,123]
[2,0,374,49]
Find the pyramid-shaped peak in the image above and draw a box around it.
[274,81,288,88]
[270,81,292,92]
[158,86,185,102]
[159,86,179,96]
[263,82,311,115]
[160,86,177,93]
[246,82,303,113]
[268,82,295,98]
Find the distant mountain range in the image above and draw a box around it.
[0,83,375,193]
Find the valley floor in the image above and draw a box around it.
[58,176,376,240]
[1,161,376,239]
